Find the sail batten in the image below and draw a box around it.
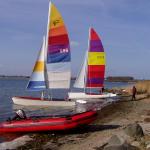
[46,2,71,89]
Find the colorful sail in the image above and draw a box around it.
[46,2,71,89]
[86,28,106,88]
[26,36,46,91]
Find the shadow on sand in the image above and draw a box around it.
[53,124,121,135]
[0,124,121,143]
[0,133,25,143]
[86,124,121,132]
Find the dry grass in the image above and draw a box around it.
[135,80,150,96]
[111,80,150,96]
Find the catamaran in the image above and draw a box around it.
[12,2,75,106]
[68,28,117,99]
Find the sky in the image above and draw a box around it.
[0,0,150,79]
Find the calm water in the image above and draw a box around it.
[0,78,132,122]
[0,78,133,143]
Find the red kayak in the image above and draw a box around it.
[0,111,97,133]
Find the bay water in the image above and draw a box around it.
[0,78,131,122]
[0,78,133,143]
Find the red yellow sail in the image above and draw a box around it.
[86,28,106,88]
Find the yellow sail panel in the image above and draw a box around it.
[33,61,45,72]
[49,3,64,29]
[88,52,105,65]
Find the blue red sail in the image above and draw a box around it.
[46,2,71,89]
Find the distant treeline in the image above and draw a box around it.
[106,76,134,82]
[0,75,135,82]
[0,75,29,79]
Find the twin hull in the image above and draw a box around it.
[12,92,117,107]
[68,92,117,99]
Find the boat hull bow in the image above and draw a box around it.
[12,96,75,107]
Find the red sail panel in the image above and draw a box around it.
[86,83,104,88]
[87,65,105,78]
[91,28,100,41]
[86,65,105,88]
[48,34,69,45]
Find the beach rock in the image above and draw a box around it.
[103,135,140,150]
[124,123,144,138]
[131,141,140,147]
[104,143,139,150]
[42,142,59,150]
[107,135,124,145]
[0,135,32,150]
[145,141,150,145]
[147,146,150,150]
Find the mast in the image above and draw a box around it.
[45,1,52,99]
[86,27,91,94]
[45,1,71,99]
[83,51,88,93]
[45,1,51,61]
[41,91,44,100]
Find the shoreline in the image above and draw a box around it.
[1,93,150,149]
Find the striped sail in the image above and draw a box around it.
[26,37,46,90]
[86,28,106,88]
[46,2,71,89]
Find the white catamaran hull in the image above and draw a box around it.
[68,92,117,100]
[12,97,75,107]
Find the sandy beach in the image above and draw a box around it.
[1,93,150,150]
[56,94,150,150]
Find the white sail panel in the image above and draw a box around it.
[47,71,71,88]
[28,72,45,81]
[46,62,70,72]
[47,62,70,89]
[74,51,87,88]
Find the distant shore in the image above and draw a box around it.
[0,75,138,82]
[106,76,136,82]
[0,75,29,80]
